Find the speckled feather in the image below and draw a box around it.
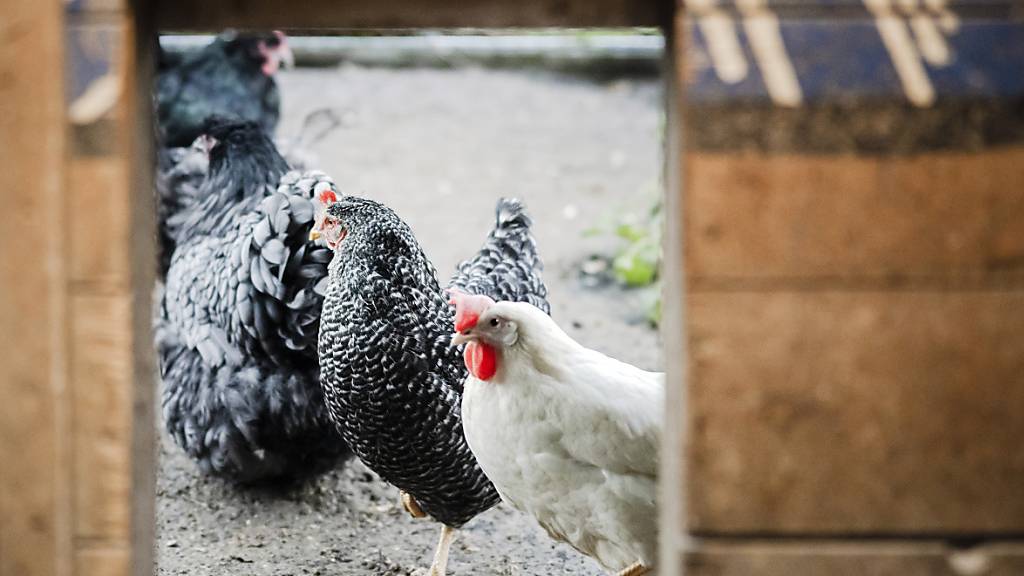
[317,196,549,527]
[157,121,348,483]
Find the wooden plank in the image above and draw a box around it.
[685,149,1024,287]
[66,14,151,576]
[156,0,665,31]
[123,9,158,576]
[682,540,1024,576]
[75,547,130,576]
[70,294,132,542]
[72,0,125,13]
[69,157,131,289]
[0,1,69,575]
[686,290,1024,534]
[66,11,145,575]
[659,8,688,576]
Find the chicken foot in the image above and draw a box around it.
[401,490,427,518]
[414,525,456,576]
[615,561,652,576]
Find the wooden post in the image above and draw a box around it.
[0,2,70,575]
[0,1,155,575]
[668,3,1024,574]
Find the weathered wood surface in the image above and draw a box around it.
[0,2,70,576]
[69,157,132,289]
[682,541,1024,576]
[155,0,666,31]
[671,5,1024,576]
[685,149,1024,287]
[65,9,151,576]
[71,294,133,541]
[687,290,1024,534]
[1,2,152,576]
[75,548,131,576]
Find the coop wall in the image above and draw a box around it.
[6,2,1024,576]
[0,1,154,576]
[667,4,1024,574]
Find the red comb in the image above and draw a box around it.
[318,190,338,205]
[447,289,495,333]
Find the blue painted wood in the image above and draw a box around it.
[686,10,1024,105]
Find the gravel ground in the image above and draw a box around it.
[157,63,664,576]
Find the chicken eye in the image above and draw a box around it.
[489,318,499,327]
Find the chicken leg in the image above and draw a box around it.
[615,561,652,576]
[423,525,457,576]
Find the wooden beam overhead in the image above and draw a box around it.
[155,0,668,32]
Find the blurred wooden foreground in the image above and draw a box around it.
[1,1,155,576]
[2,1,1022,576]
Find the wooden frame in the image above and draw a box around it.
[1,2,676,576]
[9,2,1019,576]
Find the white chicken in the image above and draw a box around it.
[449,291,663,576]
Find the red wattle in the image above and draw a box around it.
[464,341,497,381]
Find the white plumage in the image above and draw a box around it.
[452,297,663,575]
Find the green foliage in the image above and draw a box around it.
[586,187,664,325]
[641,282,662,326]
[612,225,660,287]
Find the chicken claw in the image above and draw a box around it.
[401,490,427,518]
[615,561,652,576]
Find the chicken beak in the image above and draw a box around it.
[309,229,322,242]
[451,331,472,347]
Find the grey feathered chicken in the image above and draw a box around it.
[312,195,549,575]
[156,119,348,483]
[156,31,293,148]
[156,140,208,275]
[155,108,344,277]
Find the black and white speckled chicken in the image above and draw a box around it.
[156,119,349,483]
[312,195,549,575]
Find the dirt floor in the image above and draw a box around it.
[156,63,664,576]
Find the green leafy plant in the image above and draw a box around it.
[584,187,664,325]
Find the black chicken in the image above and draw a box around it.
[156,119,348,483]
[155,108,343,277]
[313,195,549,574]
[155,31,293,147]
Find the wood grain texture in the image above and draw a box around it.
[683,541,1024,576]
[75,547,131,576]
[685,149,1024,287]
[686,290,1024,534]
[124,9,158,576]
[156,0,666,31]
[69,157,131,289]
[659,10,688,576]
[71,0,125,13]
[0,1,69,576]
[71,294,133,541]
[67,15,145,576]
[2,7,143,576]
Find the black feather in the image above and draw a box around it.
[155,33,282,148]
[158,119,349,483]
